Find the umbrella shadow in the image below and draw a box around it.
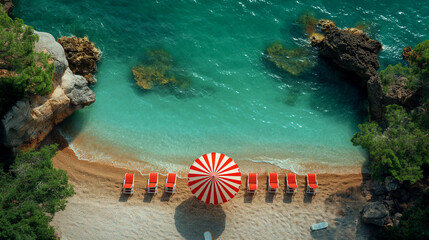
[174,197,226,240]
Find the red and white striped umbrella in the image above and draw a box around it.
[188,152,241,205]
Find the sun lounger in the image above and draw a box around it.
[306,173,319,194]
[268,173,279,193]
[247,173,258,193]
[165,173,177,193]
[286,173,297,194]
[122,173,134,195]
[147,173,158,194]
[310,221,328,231]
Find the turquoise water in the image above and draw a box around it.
[14,0,429,172]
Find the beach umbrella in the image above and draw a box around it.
[188,152,241,205]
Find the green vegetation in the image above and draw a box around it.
[0,145,75,239]
[409,40,429,79]
[379,190,429,240]
[351,105,429,183]
[379,63,419,91]
[132,49,190,90]
[380,40,429,93]
[0,10,54,117]
[266,42,316,76]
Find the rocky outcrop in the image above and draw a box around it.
[361,202,389,226]
[0,0,13,16]
[1,31,95,148]
[313,19,382,82]
[57,36,100,84]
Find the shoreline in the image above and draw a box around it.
[44,129,375,239]
[56,127,368,175]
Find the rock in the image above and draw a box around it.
[383,75,421,110]
[370,180,387,196]
[314,19,382,81]
[385,176,399,192]
[402,46,413,61]
[57,36,100,84]
[0,0,13,16]
[361,202,389,226]
[34,31,69,82]
[367,75,385,122]
[1,31,95,148]
[393,213,402,226]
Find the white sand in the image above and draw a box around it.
[50,147,374,240]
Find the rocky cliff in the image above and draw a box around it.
[0,0,13,16]
[313,20,382,83]
[0,31,96,148]
[57,36,101,84]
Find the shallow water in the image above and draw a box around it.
[14,0,429,172]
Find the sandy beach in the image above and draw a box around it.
[46,131,375,240]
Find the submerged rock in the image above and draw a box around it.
[266,42,316,76]
[313,19,382,81]
[1,31,95,148]
[57,36,100,84]
[361,202,389,226]
[0,0,13,16]
[132,49,190,90]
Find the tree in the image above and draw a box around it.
[0,145,75,239]
[0,9,54,117]
[410,40,429,79]
[351,105,429,183]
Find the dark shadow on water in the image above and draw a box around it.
[118,192,130,202]
[160,192,172,202]
[265,192,275,203]
[143,193,154,203]
[174,197,226,240]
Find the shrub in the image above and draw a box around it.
[0,145,75,239]
[379,190,429,240]
[379,63,420,91]
[351,105,429,183]
[410,40,429,79]
[0,10,54,117]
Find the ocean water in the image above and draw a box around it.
[14,0,429,173]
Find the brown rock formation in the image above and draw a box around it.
[402,46,413,61]
[1,31,95,149]
[0,0,13,16]
[313,19,382,82]
[57,36,100,84]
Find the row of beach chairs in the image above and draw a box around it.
[121,172,319,195]
[247,173,319,195]
[122,173,177,195]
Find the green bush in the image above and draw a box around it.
[410,40,429,79]
[351,105,429,183]
[0,10,54,117]
[0,145,75,239]
[379,190,429,240]
[379,63,419,91]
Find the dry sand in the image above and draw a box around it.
[49,143,375,240]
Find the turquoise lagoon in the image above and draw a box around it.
[14,0,429,173]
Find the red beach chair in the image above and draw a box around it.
[306,173,319,194]
[247,173,258,193]
[122,173,134,194]
[165,173,177,193]
[268,173,279,193]
[286,173,298,194]
[147,173,159,194]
